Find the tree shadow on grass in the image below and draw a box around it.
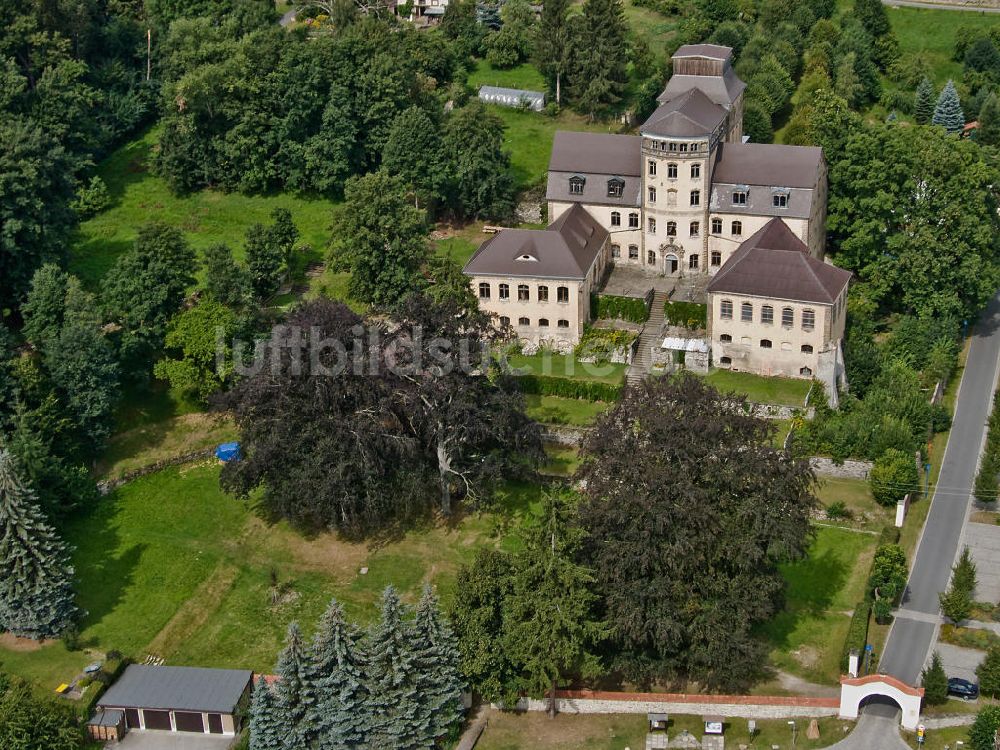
[758,547,851,650]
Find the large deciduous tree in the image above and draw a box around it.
[0,449,79,640]
[577,374,816,689]
[102,222,197,375]
[329,171,429,306]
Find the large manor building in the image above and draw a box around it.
[464,43,850,384]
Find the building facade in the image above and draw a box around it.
[463,203,610,351]
[706,219,851,382]
[546,44,827,277]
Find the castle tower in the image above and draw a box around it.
[638,44,746,276]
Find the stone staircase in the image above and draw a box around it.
[626,290,668,387]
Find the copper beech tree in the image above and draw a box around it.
[577,373,817,691]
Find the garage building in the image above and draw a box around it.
[97,665,253,736]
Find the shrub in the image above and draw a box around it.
[591,293,649,323]
[870,448,920,507]
[975,391,1000,503]
[877,525,901,546]
[574,327,637,364]
[940,584,972,623]
[977,645,1000,699]
[921,651,949,705]
[71,176,111,218]
[970,705,1000,750]
[868,544,908,603]
[840,598,871,671]
[515,374,623,402]
[825,501,852,520]
[664,300,707,330]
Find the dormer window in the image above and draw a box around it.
[516,253,537,262]
[773,191,789,208]
[569,175,585,195]
[607,177,624,198]
[732,190,747,205]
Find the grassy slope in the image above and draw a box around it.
[623,0,680,65]
[506,353,628,383]
[702,369,813,406]
[0,464,541,690]
[71,127,338,287]
[760,525,878,685]
[524,394,610,426]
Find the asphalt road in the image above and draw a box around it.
[878,292,1000,685]
[824,712,912,750]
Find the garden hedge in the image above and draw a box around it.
[974,391,1000,503]
[840,599,872,672]
[664,300,707,330]
[591,293,649,324]
[515,374,623,402]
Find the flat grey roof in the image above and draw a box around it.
[97,665,253,714]
[548,131,642,177]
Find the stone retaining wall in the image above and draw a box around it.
[541,427,588,446]
[97,448,217,495]
[921,714,977,729]
[512,690,841,720]
[809,457,874,480]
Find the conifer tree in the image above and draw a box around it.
[952,546,978,596]
[248,677,284,750]
[914,77,935,124]
[413,585,465,743]
[365,586,430,750]
[977,92,1000,146]
[535,0,572,105]
[933,80,966,133]
[921,651,949,705]
[275,622,310,750]
[0,449,78,639]
[308,599,369,750]
[503,492,606,716]
[569,0,628,117]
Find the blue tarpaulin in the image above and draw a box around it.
[215,442,241,462]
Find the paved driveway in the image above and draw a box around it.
[822,713,911,750]
[963,521,1000,601]
[114,731,235,750]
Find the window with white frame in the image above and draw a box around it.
[761,305,773,325]
[690,190,700,206]
[802,309,815,331]
[557,286,569,303]
[667,163,678,179]
[517,284,529,301]
[569,176,585,195]
[741,302,753,322]
[781,307,794,327]
[711,217,722,234]
[720,300,733,319]
[478,282,490,299]
[691,163,700,179]
[611,211,621,226]
[499,283,509,300]
[538,285,549,302]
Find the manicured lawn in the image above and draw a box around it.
[887,5,1000,87]
[0,464,542,691]
[815,477,891,533]
[761,525,879,685]
[541,444,583,477]
[525,394,610,426]
[506,353,628,383]
[71,127,338,287]
[467,60,547,92]
[703,369,813,407]
[487,107,620,189]
[623,0,680,64]
[477,711,853,750]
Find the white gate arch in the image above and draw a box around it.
[839,674,924,730]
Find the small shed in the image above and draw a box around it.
[87,709,126,743]
[647,712,669,732]
[478,85,546,112]
[97,665,253,736]
[215,442,241,462]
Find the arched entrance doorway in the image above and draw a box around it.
[839,675,923,730]
[664,254,679,275]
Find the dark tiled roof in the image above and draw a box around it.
[641,88,728,138]
[548,131,642,176]
[712,142,823,189]
[657,70,746,110]
[710,183,814,220]
[97,665,253,714]
[463,203,608,280]
[707,219,851,304]
[546,171,641,207]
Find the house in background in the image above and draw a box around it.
[707,219,851,388]
[463,203,610,351]
[94,665,253,738]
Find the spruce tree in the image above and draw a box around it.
[921,651,948,705]
[977,92,1000,146]
[914,77,935,125]
[978,644,1000,699]
[275,622,310,750]
[365,586,429,750]
[952,546,978,596]
[569,0,628,117]
[535,0,572,105]
[248,677,284,750]
[932,80,966,133]
[413,585,465,743]
[0,449,78,640]
[308,599,369,750]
